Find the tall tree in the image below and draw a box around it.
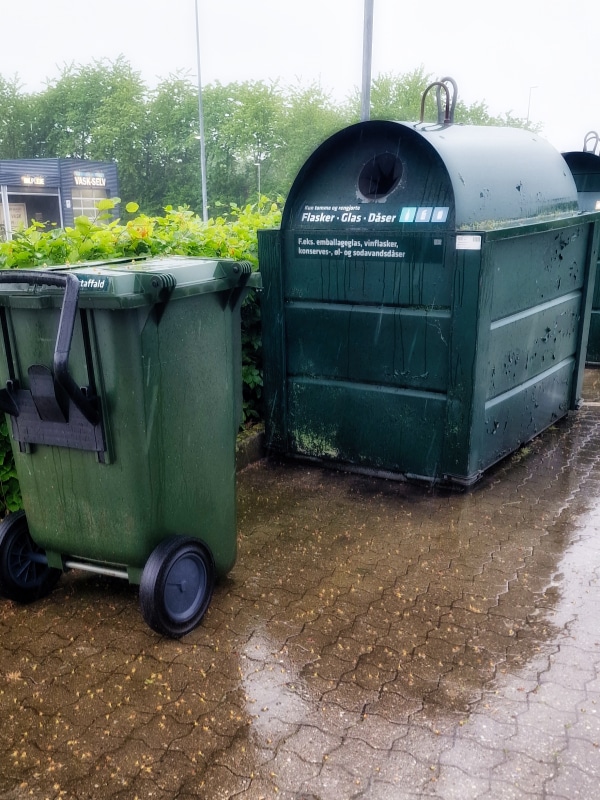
[145,74,202,213]
[0,76,37,158]
[350,66,537,130]
[201,81,250,210]
[0,60,543,213]
[203,80,287,210]
[276,82,348,194]
[356,66,434,122]
[37,57,147,161]
[86,61,150,203]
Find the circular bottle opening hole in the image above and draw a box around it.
[358,153,403,199]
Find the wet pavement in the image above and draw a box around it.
[3,375,600,799]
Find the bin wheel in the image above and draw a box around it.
[139,536,215,638]
[0,511,61,604]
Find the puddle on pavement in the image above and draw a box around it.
[229,407,599,738]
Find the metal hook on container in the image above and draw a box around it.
[583,131,600,154]
[436,77,458,124]
[420,81,451,125]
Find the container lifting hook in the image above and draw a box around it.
[436,77,457,124]
[583,131,600,155]
[420,77,457,125]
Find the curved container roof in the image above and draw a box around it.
[283,120,579,232]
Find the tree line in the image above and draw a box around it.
[0,58,533,216]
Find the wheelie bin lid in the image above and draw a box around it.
[0,256,259,310]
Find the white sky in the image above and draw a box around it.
[1,0,598,154]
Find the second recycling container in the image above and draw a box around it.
[562,143,600,363]
[0,256,256,637]
[259,119,600,486]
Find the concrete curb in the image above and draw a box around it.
[236,424,265,470]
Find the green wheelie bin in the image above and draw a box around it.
[0,256,256,637]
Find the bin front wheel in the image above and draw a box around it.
[140,536,216,638]
[0,511,61,604]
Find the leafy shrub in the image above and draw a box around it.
[0,198,282,268]
[0,420,21,513]
[0,198,282,514]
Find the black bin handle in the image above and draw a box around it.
[0,270,99,424]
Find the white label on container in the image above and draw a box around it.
[456,235,482,250]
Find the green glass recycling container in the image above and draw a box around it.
[562,148,600,363]
[259,120,600,486]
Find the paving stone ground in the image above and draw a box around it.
[2,373,600,799]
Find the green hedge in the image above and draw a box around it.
[0,198,282,514]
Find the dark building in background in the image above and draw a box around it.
[0,158,119,240]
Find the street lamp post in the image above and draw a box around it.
[0,185,11,242]
[194,0,208,222]
[526,85,538,125]
[361,0,374,122]
[254,160,261,205]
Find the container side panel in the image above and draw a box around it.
[287,378,445,477]
[258,229,288,453]
[286,303,450,392]
[487,294,582,398]
[286,234,451,307]
[277,231,453,476]
[440,248,484,482]
[587,256,600,362]
[482,359,574,464]
[474,220,599,473]
[488,226,588,321]
[592,260,600,308]
[587,310,600,363]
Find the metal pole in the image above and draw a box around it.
[194,0,208,222]
[1,185,12,241]
[361,0,374,121]
[526,85,538,124]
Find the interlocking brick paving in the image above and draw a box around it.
[1,375,600,798]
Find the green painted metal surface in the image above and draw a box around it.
[562,150,600,363]
[0,256,254,580]
[260,120,600,485]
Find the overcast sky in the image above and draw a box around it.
[1,0,598,154]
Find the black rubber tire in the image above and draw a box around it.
[0,511,61,604]
[139,536,215,638]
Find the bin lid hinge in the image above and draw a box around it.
[225,261,253,310]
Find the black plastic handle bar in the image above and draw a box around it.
[0,270,99,424]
